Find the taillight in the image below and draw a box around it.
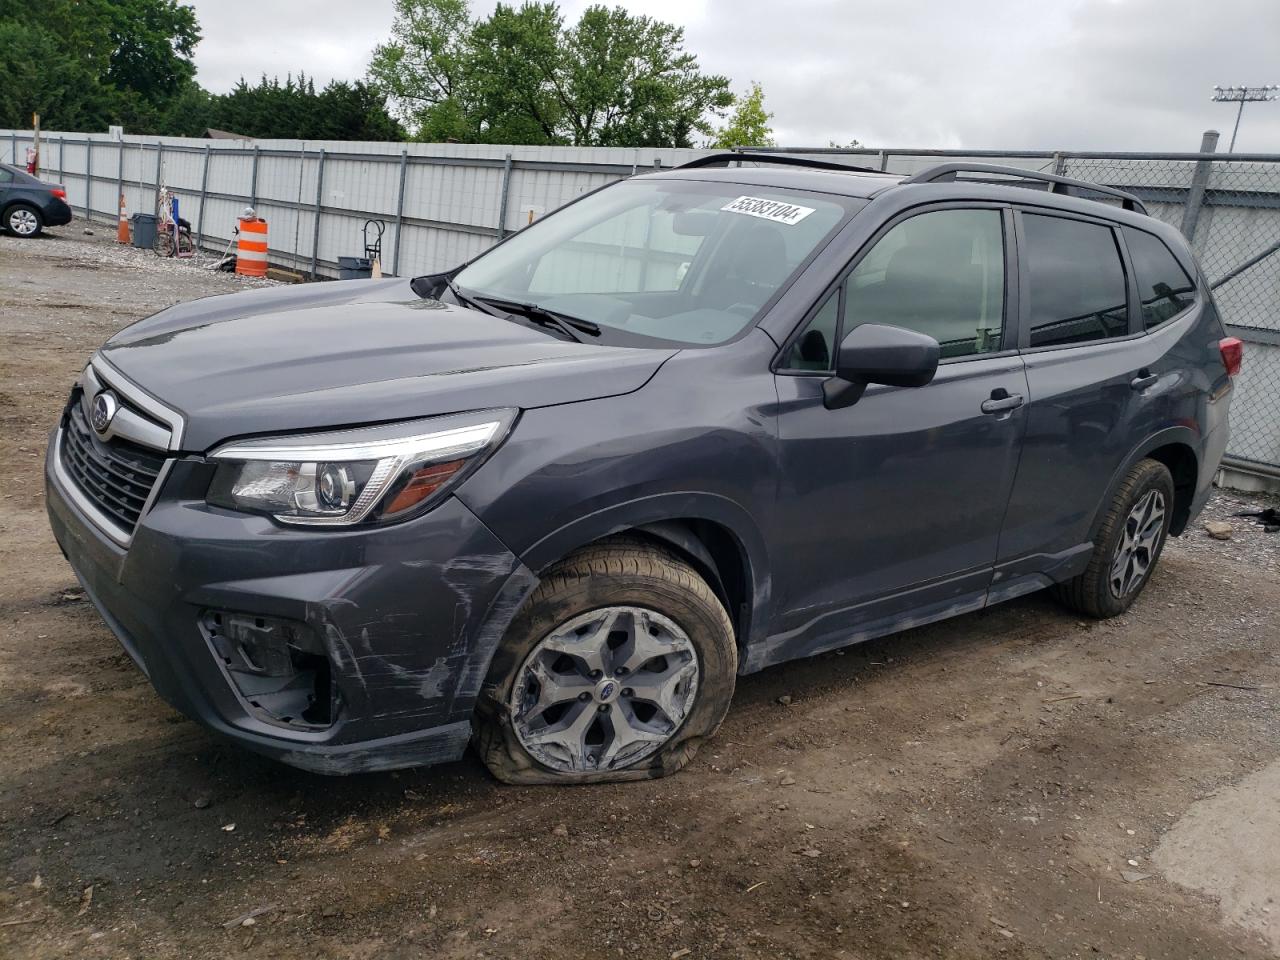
[51,188,67,200]
[1219,337,1243,377]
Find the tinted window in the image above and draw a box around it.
[1123,226,1195,330]
[843,209,1006,359]
[0,168,13,185]
[1023,214,1128,347]
[783,289,840,371]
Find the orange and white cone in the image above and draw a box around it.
[116,193,130,244]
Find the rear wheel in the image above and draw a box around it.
[4,204,43,238]
[474,537,737,784]
[1054,458,1175,618]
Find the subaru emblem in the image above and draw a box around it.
[91,390,118,435]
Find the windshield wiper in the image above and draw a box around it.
[470,294,602,343]
[446,279,501,316]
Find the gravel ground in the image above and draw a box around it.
[1177,488,1280,573]
[2,226,1279,960]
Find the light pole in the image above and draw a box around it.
[1211,85,1278,152]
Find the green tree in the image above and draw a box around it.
[709,82,774,149]
[369,0,475,141]
[369,0,733,147]
[205,75,405,141]
[0,0,201,132]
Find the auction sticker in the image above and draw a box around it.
[721,195,815,225]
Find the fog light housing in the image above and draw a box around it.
[201,610,338,729]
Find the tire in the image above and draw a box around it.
[1053,458,1175,619]
[474,537,737,785]
[4,204,43,238]
[154,229,175,258]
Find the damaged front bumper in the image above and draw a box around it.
[46,447,535,774]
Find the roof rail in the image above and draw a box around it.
[901,162,1148,214]
[676,152,882,175]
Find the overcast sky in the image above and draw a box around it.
[188,0,1280,152]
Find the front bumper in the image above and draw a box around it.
[46,439,535,774]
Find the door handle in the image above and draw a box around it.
[1130,372,1159,391]
[981,392,1025,414]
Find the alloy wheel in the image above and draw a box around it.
[9,209,38,236]
[510,606,699,773]
[1109,489,1166,598]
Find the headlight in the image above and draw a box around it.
[206,409,516,526]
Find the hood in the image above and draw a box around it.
[100,279,676,451]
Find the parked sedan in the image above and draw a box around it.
[1,162,73,237]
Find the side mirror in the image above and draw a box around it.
[823,323,940,410]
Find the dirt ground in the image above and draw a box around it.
[2,224,1279,960]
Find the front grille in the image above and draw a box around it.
[60,398,166,534]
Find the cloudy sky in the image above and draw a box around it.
[188,0,1280,152]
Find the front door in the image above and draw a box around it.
[762,205,1028,666]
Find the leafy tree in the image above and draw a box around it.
[0,18,114,131]
[369,0,733,147]
[709,82,774,149]
[0,0,200,132]
[563,6,733,148]
[369,0,474,141]
[204,75,406,141]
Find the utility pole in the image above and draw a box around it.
[1211,85,1278,152]
[30,112,40,175]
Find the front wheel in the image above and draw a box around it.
[474,537,737,784]
[1054,458,1175,618]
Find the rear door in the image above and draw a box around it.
[995,207,1177,587]
[766,204,1029,663]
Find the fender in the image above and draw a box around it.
[1087,425,1201,543]
[519,490,773,651]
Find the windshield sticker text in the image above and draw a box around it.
[720,195,816,226]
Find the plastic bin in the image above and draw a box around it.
[338,256,373,280]
[130,213,157,250]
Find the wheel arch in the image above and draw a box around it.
[1089,428,1200,541]
[518,492,772,652]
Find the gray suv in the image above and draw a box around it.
[45,155,1240,784]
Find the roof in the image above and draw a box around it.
[644,164,903,200]
[651,154,1156,224]
[204,128,253,141]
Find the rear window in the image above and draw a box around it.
[1122,226,1196,330]
[1023,213,1129,348]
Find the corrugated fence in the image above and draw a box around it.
[3,129,1278,484]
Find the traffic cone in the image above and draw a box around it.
[117,193,130,244]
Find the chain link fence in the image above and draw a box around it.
[1059,152,1279,479]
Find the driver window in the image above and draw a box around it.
[844,209,1006,359]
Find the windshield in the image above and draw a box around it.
[452,178,853,346]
